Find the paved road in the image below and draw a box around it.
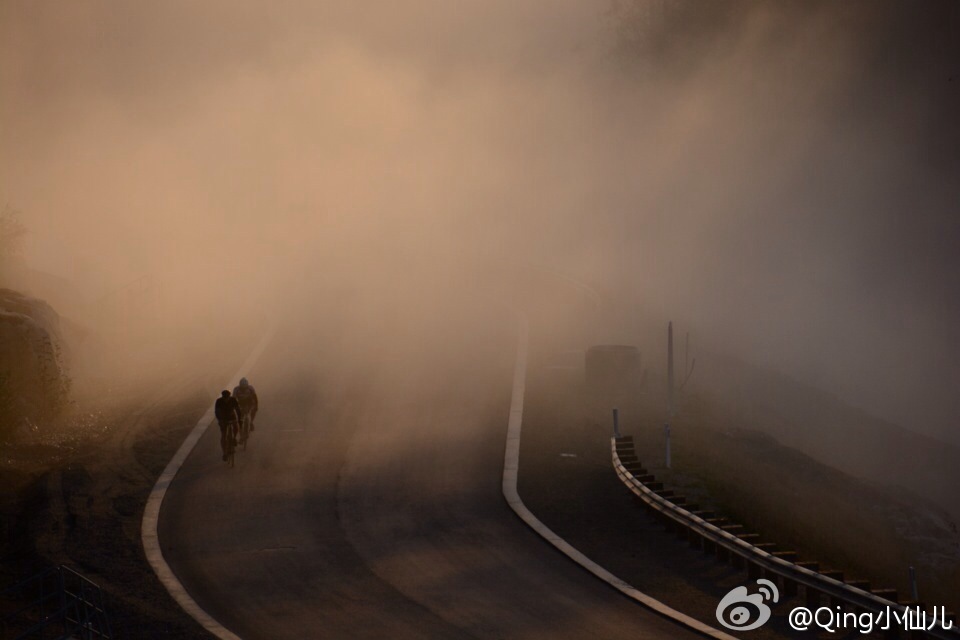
[159,301,707,639]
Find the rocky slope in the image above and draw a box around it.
[0,288,70,436]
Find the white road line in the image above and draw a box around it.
[501,312,736,640]
[141,325,277,640]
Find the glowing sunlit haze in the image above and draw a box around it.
[2,1,958,444]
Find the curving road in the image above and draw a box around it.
[158,297,707,639]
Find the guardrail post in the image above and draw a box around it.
[671,519,687,538]
[805,585,821,608]
[703,539,716,556]
[667,321,675,417]
[782,576,798,598]
[717,545,731,564]
[731,553,744,570]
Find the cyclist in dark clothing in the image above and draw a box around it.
[215,390,241,461]
[232,377,258,430]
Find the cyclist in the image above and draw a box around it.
[232,377,259,431]
[214,390,241,461]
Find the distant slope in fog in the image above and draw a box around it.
[689,350,960,523]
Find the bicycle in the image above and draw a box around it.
[221,420,238,467]
[238,410,252,451]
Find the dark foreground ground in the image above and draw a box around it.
[0,374,219,638]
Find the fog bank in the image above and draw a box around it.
[2,1,958,443]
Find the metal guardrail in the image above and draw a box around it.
[611,435,960,640]
[1,565,113,640]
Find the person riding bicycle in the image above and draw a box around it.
[214,390,241,461]
[232,377,259,431]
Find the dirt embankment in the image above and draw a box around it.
[652,391,960,613]
[690,350,960,528]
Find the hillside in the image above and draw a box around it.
[689,350,960,525]
[0,289,71,436]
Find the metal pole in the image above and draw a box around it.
[665,423,672,469]
[668,321,675,417]
[909,566,919,601]
[613,408,621,439]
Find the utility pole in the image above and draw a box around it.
[667,321,675,418]
[665,423,672,469]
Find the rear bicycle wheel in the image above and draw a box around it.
[239,414,250,450]
[225,438,235,467]
[224,423,238,467]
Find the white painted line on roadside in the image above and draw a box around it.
[141,324,277,640]
[501,313,736,640]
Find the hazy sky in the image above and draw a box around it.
[2,1,958,442]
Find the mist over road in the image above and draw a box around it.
[157,295,706,639]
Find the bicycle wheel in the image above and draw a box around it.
[239,414,250,451]
[225,424,237,467]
